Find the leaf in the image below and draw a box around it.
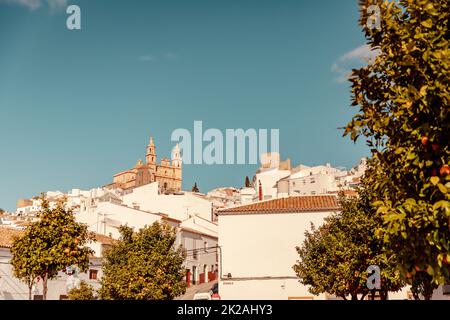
[437,184,447,195]
[430,177,440,185]
[421,19,433,28]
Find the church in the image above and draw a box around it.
[106,137,182,193]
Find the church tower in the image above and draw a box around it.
[171,143,182,169]
[146,137,156,164]
[171,143,182,190]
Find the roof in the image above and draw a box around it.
[180,227,218,239]
[113,170,135,177]
[328,189,358,196]
[0,228,24,248]
[217,195,340,215]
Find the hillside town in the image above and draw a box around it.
[1,136,448,300]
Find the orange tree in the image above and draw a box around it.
[99,223,186,300]
[294,169,403,300]
[11,196,95,300]
[68,281,96,300]
[344,0,449,297]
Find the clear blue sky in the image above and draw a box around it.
[0,0,370,211]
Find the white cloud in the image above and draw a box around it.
[46,0,67,12]
[0,0,67,11]
[332,44,380,84]
[339,44,379,63]
[0,0,41,10]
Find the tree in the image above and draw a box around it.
[68,281,96,300]
[244,176,251,188]
[191,182,199,193]
[10,234,39,300]
[344,0,449,295]
[293,171,404,300]
[99,223,186,300]
[0,208,5,215]
[10,196,95,300]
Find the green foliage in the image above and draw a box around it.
[192,182,200,193]
[344,0,450,289]
[10,196,95,300]
[99,223,187,300]
[245,176,251,188]
[68,281,96,300]
[293,170,404,300]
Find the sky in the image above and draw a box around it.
[0,0,374,211]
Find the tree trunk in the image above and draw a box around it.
[42,274,48,300]
[28,285,32,300]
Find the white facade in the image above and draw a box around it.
[177,216,219,287]
[255,168,291,200]
[218,202,333,300]
[245,157,368,203]
[239,188,256,204]
[76,201,163,239]
[76,190,218,289]
[0,231,110,300]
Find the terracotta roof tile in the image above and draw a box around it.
[218,195,340,215]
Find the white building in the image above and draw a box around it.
[246,155,368,202]
[217,195,339,300]
[121,183,214,222]
[206,187,241,211]
[217,195,449,300]
[76,186,219,289]
[0,228,113,300]
[239,188,257,205]
[177,216,219,287]
[255,168,291,201]
[278,163,345,196]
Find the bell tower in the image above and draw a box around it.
[146,137,156,164]
[171,143,182,191]
[171,143,182,168]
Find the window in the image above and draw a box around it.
[310,178,316,184]
[193,240,198,260]
[89,269,98,280]
[216,245,219,263]
[204,241,208,252]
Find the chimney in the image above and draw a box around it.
[258,181,263,201]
